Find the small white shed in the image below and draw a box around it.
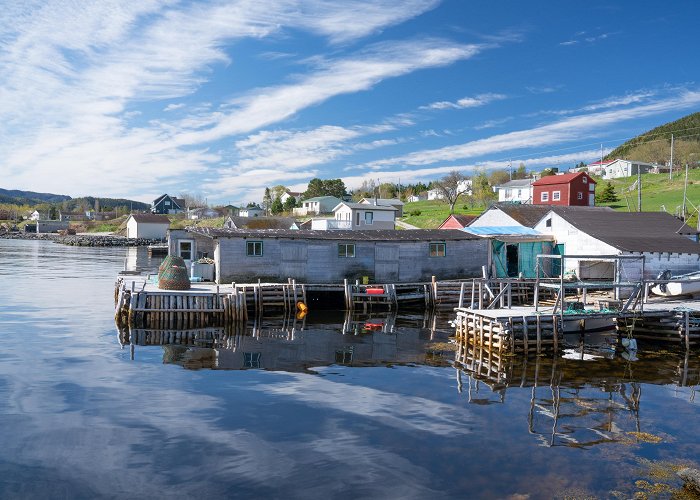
[126,214,170,239]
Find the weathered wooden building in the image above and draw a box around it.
[168,228,489,284]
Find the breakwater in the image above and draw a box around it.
[0,232,162,247]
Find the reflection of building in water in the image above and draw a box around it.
[454,342,699,447]
[123,246,163,273]
[117,311,452,372]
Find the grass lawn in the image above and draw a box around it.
[400,198,488,228]
[596,169,700,226]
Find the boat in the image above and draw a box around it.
[651,270,700,297]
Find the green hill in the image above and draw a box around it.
[605,111,700,165]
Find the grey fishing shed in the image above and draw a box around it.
[169,228,489,284]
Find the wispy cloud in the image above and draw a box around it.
[560,30,617,46]
[421,92,506,110]
[363,89,700,169]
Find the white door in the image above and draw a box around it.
[588,193,595,206]
[178,239,195,274]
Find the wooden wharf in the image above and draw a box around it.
[114,274,475,329]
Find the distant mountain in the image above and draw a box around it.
[0,188,150,212]
[0,188,71,205]
[605,111,700,164]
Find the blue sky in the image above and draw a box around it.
[1,0,699,206]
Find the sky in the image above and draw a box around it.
[1,0,699,206]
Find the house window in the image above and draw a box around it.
[429,242,446,257]
[541,192,549,202]
[355,212,360,225]
[246,240,263,256]
[364,211,373,225]
[583,176,588,183]
[577,192,583,200]
[552,191,561,201]
[546,218,552,228]
[338,244,355,258]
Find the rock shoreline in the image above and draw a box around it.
[0,232,164,247]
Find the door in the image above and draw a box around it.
[506,245,519,277]
[589,193,595,206]
[178,239,195,274]
[375,244,399,282]
[552,244,564,277]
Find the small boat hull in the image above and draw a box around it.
[651,273,700,297]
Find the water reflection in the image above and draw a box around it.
[455,342,698,448]
[117,311,455,372]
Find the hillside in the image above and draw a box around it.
[605,111,700,164]
[0,188,71,204]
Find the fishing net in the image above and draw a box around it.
[158,256,191,290]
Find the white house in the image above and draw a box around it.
[493,179,533,203]
[332,202,396,230]
[29,210,40,221]
[600,159,655,179]
[427,179,472,200]
[293,196,342,216]
[239,206,264,217]
[406,194,425,203]
[126,214,170,239]
[534,209,700,280]
[280,191,302,204]
[187,207,219,220]
[359,198,405,217]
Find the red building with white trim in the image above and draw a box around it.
[532,172,596,206]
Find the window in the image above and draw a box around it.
[165,200,171,206]
[541,192,549,202]
[552,191,561,201]
[583,176,588,183]
[355,212,360,225]
[246,240,263,256]
[545,218,552,228]
[364,211,373,225]
[429,242,446,257]
[338,243,355,258]
[178,240,193,260]
[243,352,261,368]
[577,192,583,200]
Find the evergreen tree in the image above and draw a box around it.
[270,196,283,215]
[283,196,297,211]
[596,182,619,203]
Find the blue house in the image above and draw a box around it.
[151,194,185,214]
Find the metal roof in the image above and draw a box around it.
[188,227,479,241]
[129,213,170,224]
[475,204,614,228]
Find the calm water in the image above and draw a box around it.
[1,239,699,499]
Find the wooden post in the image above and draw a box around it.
[552,314,559,353]
[536,314,542,354]
[459,282,465,309]
[685,311,690,350]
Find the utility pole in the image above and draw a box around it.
[637,164,642,212]
[669,133,674,181]
[682,162,689,220]
[508,159,512,180]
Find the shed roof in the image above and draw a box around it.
[551,210,700,253]
[359,197,405,206]
[495,179,533,189]
[335,202,397,211]
[129,214,171,224]
[532,172,596,186]
[224,216,299,230]
[188,227,478,242]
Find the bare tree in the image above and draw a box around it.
[435,170,470,213]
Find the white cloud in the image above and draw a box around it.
[364,90,700,169]
[422,92,506,110]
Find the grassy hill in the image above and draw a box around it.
[605,111,700,165]
[400,198,486,228]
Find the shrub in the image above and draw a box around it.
[409,209,422,216]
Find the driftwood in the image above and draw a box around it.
[678,468,700,494]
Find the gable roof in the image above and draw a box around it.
[335,202,397,211]
[439,214,477,228]
[474,204,614,228]
[549,210,700,253]
[533,172,596,186]
[303,196,342,203]
[129,214,171,224]
[224,216,299,230]
[495,179,533,189]
[152,194,183,209]
[359,197,405,206]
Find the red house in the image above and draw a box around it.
[532,172,596,206]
